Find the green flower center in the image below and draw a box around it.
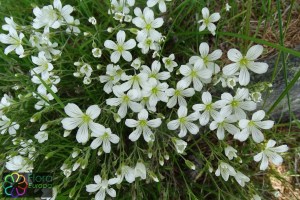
[117,45,124,52]
[152,87,158,94]
[166,59,171,65]
[240,57,248,66]
[82,114,91,123]
[204,18,210,25]
[123,95,130,103]
[145,23,152,30]
[139,120,147,127]
[146,38,152,45]
[179,117,186,124]
[101,132,110,140]
[206,103,212,110]
[191,70,197,77]
[174,90,181,96]
[231,100,239,107]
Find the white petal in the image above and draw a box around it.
[61,117,81,130]
[260,154,269,170]
[86,105,101,119]
[208,49,222,61]
[200,111,210,126]
[223,63,239,76]
[122,51,133,62]
[270,145,288,153]
[234,128,249,142]
[247,62,268,74]
[129,127,142,141]
[202,91,212,104]
[109,133,120,144]
[185,122,199,135]
[89,122,105,135]
[251,126,264,143]
[209,13,220,22]
[90,138,102,149]
[201,7,209,18]
[125,119,139,127]
[102,140,111,153]
[118,103,128,118]
[95,188,106,200]
[255,120,274,129]
[179,65,191,76]
[111,51,121,63]
[227,49,242,62]
[117,30,126,44]
[123,39,136,50]
[178,106,187,118]
[167,120,180,130]
[147,118,162,128]
[167,96,177,108]
[254,152,263,162]
[76,124,89,143]
[106,98,122,106]
[246,45,263,60]
[252,109,266,121]
[238,119,249,129]
[65,103,83,117]
[199,42,209,57]
[106,188,116,197]
[224,124,240,135]
[104,40,117,50]
[239,67,250,86]
[216,127,225,140]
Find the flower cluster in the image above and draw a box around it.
[0,0,289,199]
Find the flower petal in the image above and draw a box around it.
[65,103,83,117]
[86,105,101,119]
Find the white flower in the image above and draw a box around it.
[125,109,162,142]
[66,19,81,35]
[224,146,238,160]
[104,30,136,63]
[147,0,172,13]
[166,81,195,108]
[33,0,74,32]
[225,3,231,11]
[33,89,54,110]
[137,33,159,54]
[198,7,220,35]
[251,195,262,200]
[234,171,250,187]
[86,175,116,200]
[234,110,274,143]
[106,87,143,118]
[223,45,268,85]
[0,28,24,56]
[142,79,169,108]
[88,17,97,25]
[179,64,212,91]
[92,48,102,58]
[132,7,164,41]
[190,42,222,74]
[79,63,93,78]
[33,5,59,31]
[0,94,13,110]
[53,0,74,24]
[120,72,148,91]
[90,127,120,153]
[193,91,225,126]
[131,58,142,69]
[60,163,72,177]
[141,61,170,82]
[209,112,239,140]
[162,54,178,72]
[172,137,187,154]
[61,103,102,144]
[135,162,147,179]
[31,51,54,80]
[0,115,19,136]
[110,165,135,184]
[254,139,288,170]
[251,92,262,103]
[99,64,123,94]
[167,106,199,137]
[215,162,236,181]
[34,124,48,143]
[109,0,130,15]
[2,17,18,32]
[6,155,33,172]
[220,88,256,119]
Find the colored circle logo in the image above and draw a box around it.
[3,172,28,198]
